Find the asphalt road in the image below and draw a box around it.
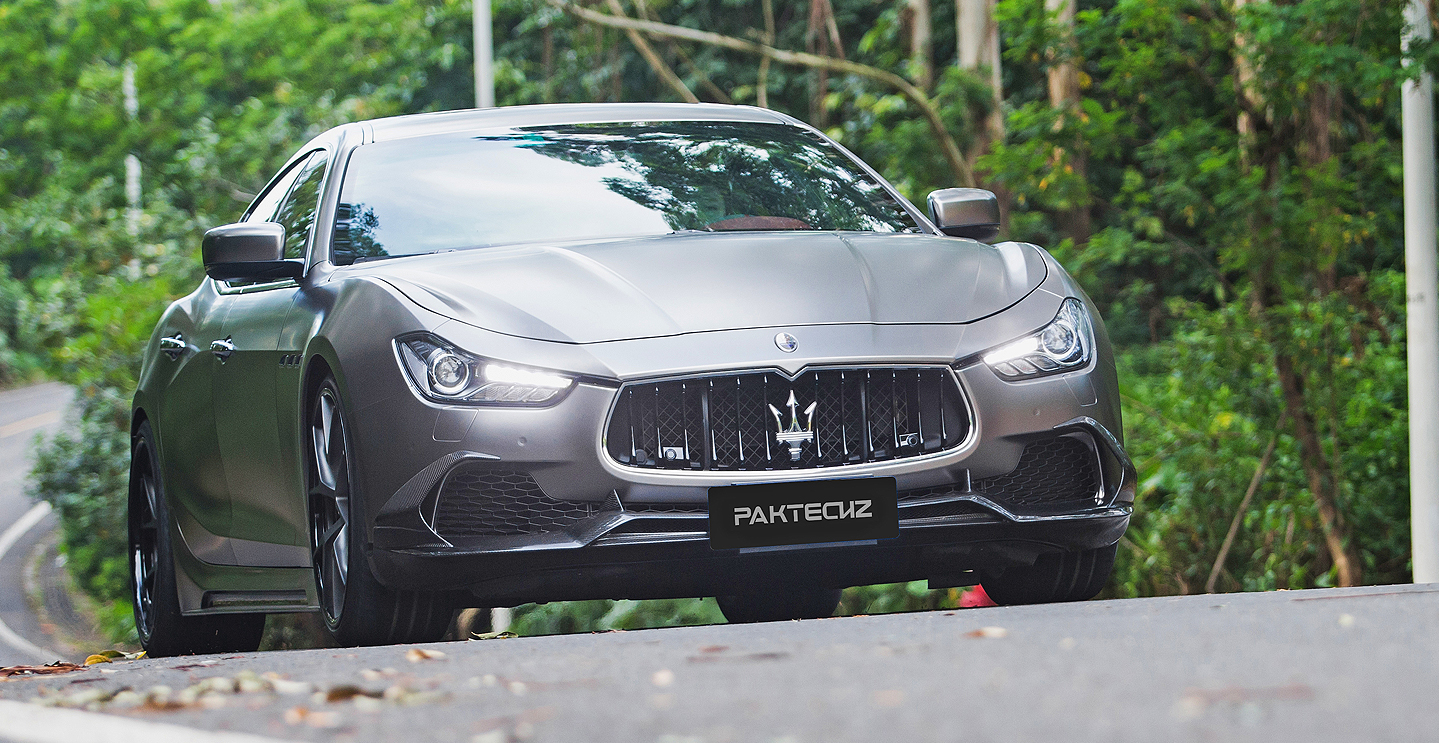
[0,382,72,667]
[0,583,1434,743]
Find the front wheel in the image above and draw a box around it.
[980,543,1117,606]
[307,375,452,646]
[716,587,842,624]
[129,420,265,657]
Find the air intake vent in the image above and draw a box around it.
[904,436,1101,514]
[432,467,597,538]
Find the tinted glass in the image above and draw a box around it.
[332,122,919,264]
[244,154,309,224]
[275,151,329,260]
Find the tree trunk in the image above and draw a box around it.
[1045,0,1089,246]
[1272,347,1362,586]
[806,0,833,125]
[908,0,933,90]
[956,0,1003,142]
[553,0,975,185]
[542,25,554,102]
[606,0,699,103]
[758,0,775,108]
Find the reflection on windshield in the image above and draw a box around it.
[332,122,918,265]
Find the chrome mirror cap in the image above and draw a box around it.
[927,188,1000,242]
[201,222,302,281]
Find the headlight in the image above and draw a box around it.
[396,334,574,406]
[982,298,1094,379]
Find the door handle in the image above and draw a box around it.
[160,334,185,361]
[210,338,235,361]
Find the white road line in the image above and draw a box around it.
[0,502,62,664]
[0,700,296,743]
[0,410,62,440]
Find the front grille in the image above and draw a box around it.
[606,367,969,471]
[908,436,1101,513]
[432,467,597,538]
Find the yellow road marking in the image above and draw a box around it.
[0,410,61,439]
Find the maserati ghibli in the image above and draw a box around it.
[128,103,1135,655]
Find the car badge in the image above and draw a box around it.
[774,332,799,353]
[768,390,817,461]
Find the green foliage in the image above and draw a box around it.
[26,387,137,642]
[512,598,726,636]
[3,0,1427,638]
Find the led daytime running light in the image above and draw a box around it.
[982,298,1093,380]
[396,335,575,406]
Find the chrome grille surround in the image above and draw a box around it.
[604,366,972,472]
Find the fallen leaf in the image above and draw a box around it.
[965,626,1008,639]
[269,678,314,695]
[470,631,518,640]
[872,689,905,708]
[0,662,86,678]
[284,706,342,728]
[84,654,114,665]
[406,648,446,663]
[325,685,381,703]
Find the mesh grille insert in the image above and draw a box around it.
[898,437,1101,513]
[607,367,969,472]
[432,468,596,538]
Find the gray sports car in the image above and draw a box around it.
[129,103,1134,655]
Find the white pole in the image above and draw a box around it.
[474,0,494,108]
[490,606,511,633]
[123,61,141,237]
[1404,0,1439,584]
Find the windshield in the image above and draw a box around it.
[331,122,921,264]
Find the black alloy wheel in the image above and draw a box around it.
[980,543,1117,606]
[306,374,454,646]
[129,420,266,657]
[309,383,350,630]
[130,433,160,645]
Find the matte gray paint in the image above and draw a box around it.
[132,104,1131,613]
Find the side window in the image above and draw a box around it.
[274,151,330,260]
[244,154,310,224]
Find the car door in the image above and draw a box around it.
[154,281,234,562]
[212,150,329,565]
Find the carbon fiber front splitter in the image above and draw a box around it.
[367,506,1131,605]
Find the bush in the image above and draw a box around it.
[27,386,136,643]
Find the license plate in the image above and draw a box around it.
[708,477,899,550]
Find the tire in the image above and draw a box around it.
[716,587,842,624]
[129,421,266,657]
[980,543,1117,606]
[308,375,453,646]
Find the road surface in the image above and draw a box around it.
[0,382,72,667]
[0,583,1434,743]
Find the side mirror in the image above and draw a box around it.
[927,188,1000,242]
[201,222,303,281]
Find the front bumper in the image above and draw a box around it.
[357,388,1134,598]
[347,303,1134,598]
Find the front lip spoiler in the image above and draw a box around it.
[381,496,1132,557]
[368,506,1132,596]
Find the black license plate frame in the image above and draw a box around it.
[707,477,899,550]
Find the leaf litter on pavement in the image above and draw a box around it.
[23,665,452,722]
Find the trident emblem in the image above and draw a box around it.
[768,391,817,461]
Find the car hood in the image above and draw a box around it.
[375,232,1047,344]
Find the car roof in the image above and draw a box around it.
[361,103,798,143]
